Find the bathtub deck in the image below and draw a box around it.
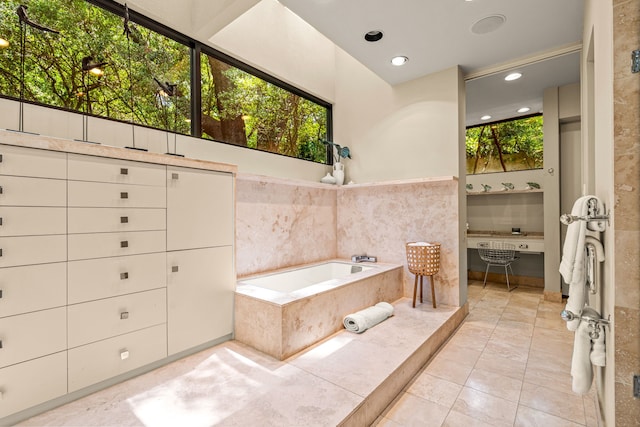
[15,297,467,427]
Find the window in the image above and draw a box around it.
[0,0,331,163]
[466,114,543,175]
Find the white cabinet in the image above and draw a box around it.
[167,166,233,250]
[166,166,235,355]
[167,247,234,355]
[0,139,236,423]
[0,145,68,419]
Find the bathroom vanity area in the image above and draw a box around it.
[466,171,547,287]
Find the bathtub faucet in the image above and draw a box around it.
[352,254,377,263]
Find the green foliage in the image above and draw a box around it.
[466,115,544,174]
[0,0,328,163]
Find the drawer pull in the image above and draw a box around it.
[0,186,3,194]
[0,154,3,163]
[120,311,129,320]
[120,349,130,360]
[120,272,129,280]
[0,289,3,298]
[171,173,179,180]
[120,241,129,248]
[171,265,179,273]
[120,192,128,199]
[0,248,3,257]
[0,340,3,349]
[0,217,3,226]
[120,216,129,224]
[120,168,128,175]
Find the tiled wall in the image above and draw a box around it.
[613,0,640,424]
[337,178,461,307]
[235,174,337,277]
[235,174,462,307]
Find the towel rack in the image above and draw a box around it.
[561,309,611,339]
[560,198,610,226]
[586,243,599,294]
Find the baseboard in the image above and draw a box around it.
[467,270,544,288]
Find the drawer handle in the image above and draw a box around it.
[120,241,129,248]
[120,311,129,320]
[0,248,3,257]
[120,192,128,199]
[120,272,129,280]
[120,349,130,360]
[0,154,3,163]
[0,339,3,349]
[172,173,179,180]
[172,265,179,273]
[120,216,129,224]
[0,217,3,226]
[120,168,128,175]
[0,289,3,298]
[0,186,3,194]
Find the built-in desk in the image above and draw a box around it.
[467,231,544,253]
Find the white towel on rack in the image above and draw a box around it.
[571,319,594,395]
[560,196,606,331]
[591,323,606,367]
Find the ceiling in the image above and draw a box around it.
[277,0,584,125]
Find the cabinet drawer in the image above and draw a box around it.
[68,154,165,186]
[0,263,66,318]
[0,235,66,268]
[0,307,67,369]
[68,324,166,392]
[0,145,66,179]
[0,351,67,418]
[68,253,166,304]
[167,167,234,250]
[68,208,166,234]
[68,181,166,208]
[0,176,66,207]
[68,230,165,261]
[68,288,167,348]
[0,207,66,237]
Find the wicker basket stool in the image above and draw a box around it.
[406,242,441,308]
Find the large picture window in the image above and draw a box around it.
[0,0,331,163]
[466,115,543,175]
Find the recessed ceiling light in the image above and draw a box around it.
[505,72,522,81]
[364,30,384,42]
[481,115,492,121]
[391,56,409,66]
[517,107,531,113]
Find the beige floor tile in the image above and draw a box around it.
[424,357,475,386]
[465,368,523,402]
[373,416,403,426]
[483,336,531,363]
[442,410,495,427]
[451,387,518,427]
[534,316,569,331]
[406,372,463,408]
[519,382,586,425]
[515,404,584,426]
[445,330,490,352]
[474,352,527,380]
[438,341,483,366]
[523,364,574,395]
[494,319,535,337]
[383,392,450,427]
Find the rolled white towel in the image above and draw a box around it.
[571,320,594,395]
[343,302,394,334]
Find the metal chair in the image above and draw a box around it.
[477,241,518,291]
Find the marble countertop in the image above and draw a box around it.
[0,129,237,174]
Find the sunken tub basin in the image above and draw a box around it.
[234,260,403,360]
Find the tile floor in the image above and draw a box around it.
[14,281,597,427]
[375,281,599,427]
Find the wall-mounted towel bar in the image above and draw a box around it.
[560,212,610,226]
[561,309,611,339]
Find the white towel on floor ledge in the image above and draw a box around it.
[343,302,394,333]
